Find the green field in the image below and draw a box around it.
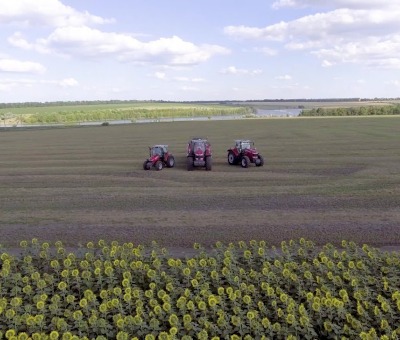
[236,100,400,109]
[1,117,400,248]
[0,102,241,115]
[3,99,400,125]
[0,102,253,125]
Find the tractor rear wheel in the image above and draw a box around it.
[166,155,175,168]
[228,152,235,165]
[205,156,212,171]
[241,156,250,168]
[155,161,163,171]
[187,157,194,171]
[256,155,264,167]
[143,161,151,170]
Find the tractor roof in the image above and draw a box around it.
[152,144,168,148]
[190,137,208,142]
[235,139,252,143]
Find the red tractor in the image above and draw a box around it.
[187,138,212,171]
[143,145,175,171]
[227,140,264,168]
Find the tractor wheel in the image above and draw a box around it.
[241,156,250,168]
[166,155,175,168]
[205,156,212,171]
[155,161,163,171]
[227,152,236,165]
[143,161,151,170]
[256,155,264,167]
[187,157,194,171]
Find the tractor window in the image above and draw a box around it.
[241,142,251,150]
[151,147,163,156]
[193,142,205,152]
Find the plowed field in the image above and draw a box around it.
[1,117,399,249]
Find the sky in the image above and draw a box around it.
[0,0,400,103]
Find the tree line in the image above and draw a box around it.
[300,104,400,116]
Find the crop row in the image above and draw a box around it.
[0,239,400,339]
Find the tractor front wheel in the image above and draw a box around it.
[256,155,264,167]
[143,161,151,170]
[166,155,175,168]
[155,161,163,171]
[205,156,212,171]
[227,152,236,165]
[241,156,250,168]
[187,157,194,171]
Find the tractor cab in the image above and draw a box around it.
[150,145,167,157]
[235,140,254,152]
[193,140,206,154]
[236,140,253,153]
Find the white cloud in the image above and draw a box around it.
[270,82,300,90]
[0,77,79,91]
[285,41,323,51]
[111,87,123,93]
[8,32,32,49]
[322,60,334,67]
[385,80,400,87]
[233,8,400,43]
[0,58,46,73]
[313,37,400,69]
[271,0,399,10]
[191,78,205,83]
[220,66,262,75]
[180,86,199,92]
[154,72,166,80]
[275,74,292,80]
[224,3,400,69]
[0,78,37,93]
[256,47,278,56]
[174,77,205,82]
[58,78,78,87]
[10,26,230,66]
[224,22,288,41]
[272,0,297,10]
[0,0,112,27]
[151,74,206,83]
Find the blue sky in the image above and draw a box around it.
[1,0,399,102]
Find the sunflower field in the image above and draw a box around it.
[0,238,399,339]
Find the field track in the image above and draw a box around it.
[1,117,400,249]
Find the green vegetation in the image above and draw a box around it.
[0,102,253,125]
[1,238,399,339]
[233,99,400,110]
[4,99,400,124]
[300,104,400,117]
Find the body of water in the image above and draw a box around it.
[256,108,302,117]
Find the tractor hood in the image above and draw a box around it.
[244,148,258,155]
[148,154,160,162]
